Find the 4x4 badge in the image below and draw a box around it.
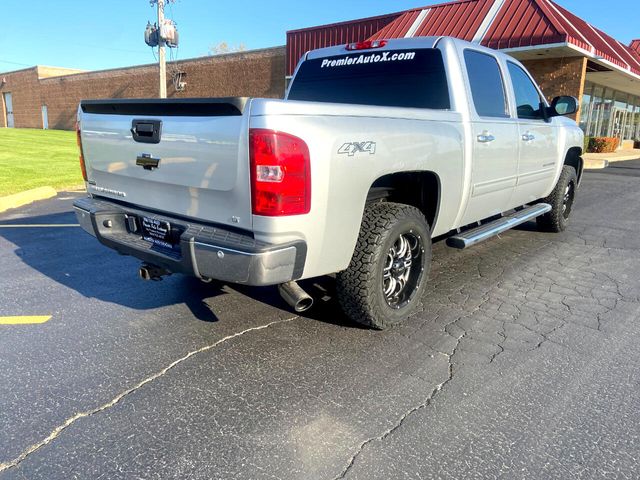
[338,141,377,156]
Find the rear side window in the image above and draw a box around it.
[464,50,508,118]
[287,49,450,110]
[507,62,545,120]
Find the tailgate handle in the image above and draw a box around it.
[136,153,161,170]
[131,119,162,144]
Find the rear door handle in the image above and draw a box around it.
[522,133,536,142]
[477,134,496,143]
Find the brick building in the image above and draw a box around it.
[286,0,640,146]
[0,47,285,130]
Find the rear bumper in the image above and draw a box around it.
[73,197,306,286]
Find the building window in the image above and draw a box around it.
[633,100,640,140]
[589,85,604,137]
[579,83,593,133]
[580,82,640,144]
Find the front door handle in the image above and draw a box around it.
[477,133,496,143]
[522,133,536,142]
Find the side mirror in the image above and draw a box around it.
[548,96,578,117]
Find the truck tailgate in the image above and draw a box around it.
[79,98,252,230]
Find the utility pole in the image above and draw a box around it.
[156,0,167,98]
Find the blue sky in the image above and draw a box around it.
[1,0,637,72]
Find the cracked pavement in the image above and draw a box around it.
[1,162,640,479]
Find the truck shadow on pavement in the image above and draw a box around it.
[1,208,563,330]
[228,277,369,329]
[0,210,363,327]
[3,205,565,331]
[0,211,225,323]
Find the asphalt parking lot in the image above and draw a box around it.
[1,162,640,479]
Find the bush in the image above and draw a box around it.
[583,136,591,153]
[634,140,640,149]
[587,137,619,153]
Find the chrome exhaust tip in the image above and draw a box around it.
[139,265,153,281]
[139,263,169,281]
[278,281,314,313]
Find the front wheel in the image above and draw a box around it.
[537,165,578,233]
[336,202,432,330]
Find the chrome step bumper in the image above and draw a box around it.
[446,203,551,250]
[73,196,306,286]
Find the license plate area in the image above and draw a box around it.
[139,216,181,251]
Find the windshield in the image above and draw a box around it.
[287,48,450,110]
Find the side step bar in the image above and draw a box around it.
[447,203,551,250]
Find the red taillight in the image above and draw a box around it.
[76,121,87,181]
[345,40,387,51]
[249,129,311,216]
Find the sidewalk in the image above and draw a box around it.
[584,149,640,170]
[0,187,58,214]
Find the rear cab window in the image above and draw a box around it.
[463,50,509,118]
[288,48,450,110]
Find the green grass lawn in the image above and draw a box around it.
[0,128,84,196]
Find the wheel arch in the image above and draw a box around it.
[564,147,584,186]
[366,171,441,231]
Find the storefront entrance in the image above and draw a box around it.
[580,82,640,147]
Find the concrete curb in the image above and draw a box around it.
[65,185,87,192]
[608,155,640,163]
[583,152,640,169]
[586,154,640,162]
[0,187,58,214]
[584,159,610,170]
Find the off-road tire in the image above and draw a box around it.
[537,165,578,232]
[336,202,432,330]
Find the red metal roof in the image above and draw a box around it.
[481,0,567,50]
[370,0,495,42]
[285,13,402,76]
[417,0,494,40]
[547,1,640,74]
[286,0,640,77]
[371,10,422,40]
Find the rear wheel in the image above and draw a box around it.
[537,165,577,233]
[336,202,432,330]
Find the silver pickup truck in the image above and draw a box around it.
[74,36,584,329]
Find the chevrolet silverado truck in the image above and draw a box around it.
[74,36,584,329]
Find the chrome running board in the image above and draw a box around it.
[446,203,552,250]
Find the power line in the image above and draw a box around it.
[0,59,31,67]
[3,29,150,56]
[1,46,149,73]
[80,44,149,55]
